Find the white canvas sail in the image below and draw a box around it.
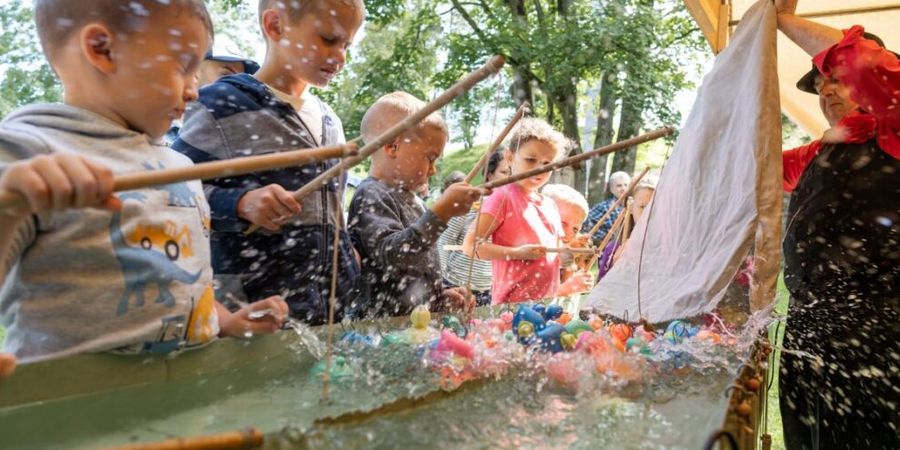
[584,0,783,322]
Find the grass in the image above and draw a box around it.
[434,143,489,187]
[759,276,790,450]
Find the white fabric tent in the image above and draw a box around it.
[583,0,782,322]
[684,0,900,138]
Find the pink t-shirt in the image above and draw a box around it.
[481,183,563,304]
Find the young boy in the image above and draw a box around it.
[172,0,366,324]
[0,0,286,364]
[348,92,486,317]
[541,184,594,297]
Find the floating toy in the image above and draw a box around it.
[512,305,546,342]
[565,319,593,336]
[544,304,564,321]
[340,331,375,348]
[589,316,605,331]
[625,337,653,356]
[560,332,578,351]
[557,312,572,325]
[532,304,547,318]
[537,323,566,353]
[695,329,722,344]
[311,355,354,381]
[663,320,698,344]
[546,353,581,391]
[433,329,474,359]
[499,311,514,331]
[410,305,431,329]
[442,315,466,338]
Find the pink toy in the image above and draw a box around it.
[434,329,474,359]
[547,353,581,391]
[499,311,514,331]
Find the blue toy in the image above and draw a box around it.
[532,304,546,318]
[340,331,375,348]
[543,304,564,321]
[512,305,547,340]
[536,323,566,353]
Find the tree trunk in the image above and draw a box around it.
[510,66,534,107]
[587,74,618,204]
[554,85,584,189]
[611,94,643,175]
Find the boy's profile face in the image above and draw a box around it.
[387,125,447,191]
[96,13,209,138]
[274,2,363,87]
[556,202,587,243]
[507,140,558,192]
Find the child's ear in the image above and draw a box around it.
[80,24,116,74]
[261,10,285,42]
[384,142,400,158]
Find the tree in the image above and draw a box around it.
[0,0,61,117]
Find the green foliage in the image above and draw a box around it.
[0,0,62,117]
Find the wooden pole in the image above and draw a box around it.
[586,166,652,238]
[443,244,596,255]
[0,143,356,213]
[245,55,507,234]
[586,203,631,271]
[463,102,529,183]
[480,127,673,190]
[106,428,263,450]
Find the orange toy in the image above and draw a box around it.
[557,312,572,325]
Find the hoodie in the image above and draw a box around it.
[0,104,218,363]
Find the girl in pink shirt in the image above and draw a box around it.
[463,118,570,304]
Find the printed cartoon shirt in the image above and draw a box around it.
[0,104,218,363]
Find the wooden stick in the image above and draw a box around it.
[586,166,652,238]
[245,55,507,234]
[443,244,596,255]
[463,102,529,183]
[481,127,673,190]
[0,143,357,212]
[106,428,263,450]
[586,203,631,270]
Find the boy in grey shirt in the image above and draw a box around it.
[348,92,486,317]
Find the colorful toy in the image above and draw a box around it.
[663,320,698,344]
[557,312,572,325]
[312,355,354,381]
[442,315,467,338]
[512,305,546,342]
[560,332,578,351]
[625,337,653,356]
[340,331,375,348]
[433,329,474,359]
[544,304,564,321]
[536,323,566,353]
[565,319,593,336]
[499,311,514,331]
[410,305,431,329]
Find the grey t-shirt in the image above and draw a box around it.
[348,177,446,317]
[0,104,219,363]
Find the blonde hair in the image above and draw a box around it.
[506,118,571,159]
[542,184,589,215]
[360,91,448,145]
[258,0,365,29]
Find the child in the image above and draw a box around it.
[0,0,286,364]
[541,184,594,297]
[438,151,510,306]
[172,0,366,324]
[463,118,570,304]
[348,92,485,317]
[596,178,657,281]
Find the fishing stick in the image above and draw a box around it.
[480,128,673,190]
[0,143,357,213]
[245,55,507,235]
[443,244,596,255]
[462,102,529,184]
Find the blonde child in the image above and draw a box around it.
[0,0,286,364]
[541,184,594,297]
[173,0,365,324]
[349,92,485,317]
[463,118,570,304]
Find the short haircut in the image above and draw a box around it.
[634,174,658,193]
[258,0,365,28]
[608,171,631,188]
[443,171,466,191]
[542,184,589,215]
[360,91,448,145]
[506,117,571,159]
[35,0,214,64]
[486,150,505,177]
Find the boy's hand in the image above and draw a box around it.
[219,295,289,337]
[512,244,547,260]
[440,286,475,314]
[237,184,302,232]
[431,183,489,223]
[0,353,16,380]
[557,270,594,297]
[0,154,119,217]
